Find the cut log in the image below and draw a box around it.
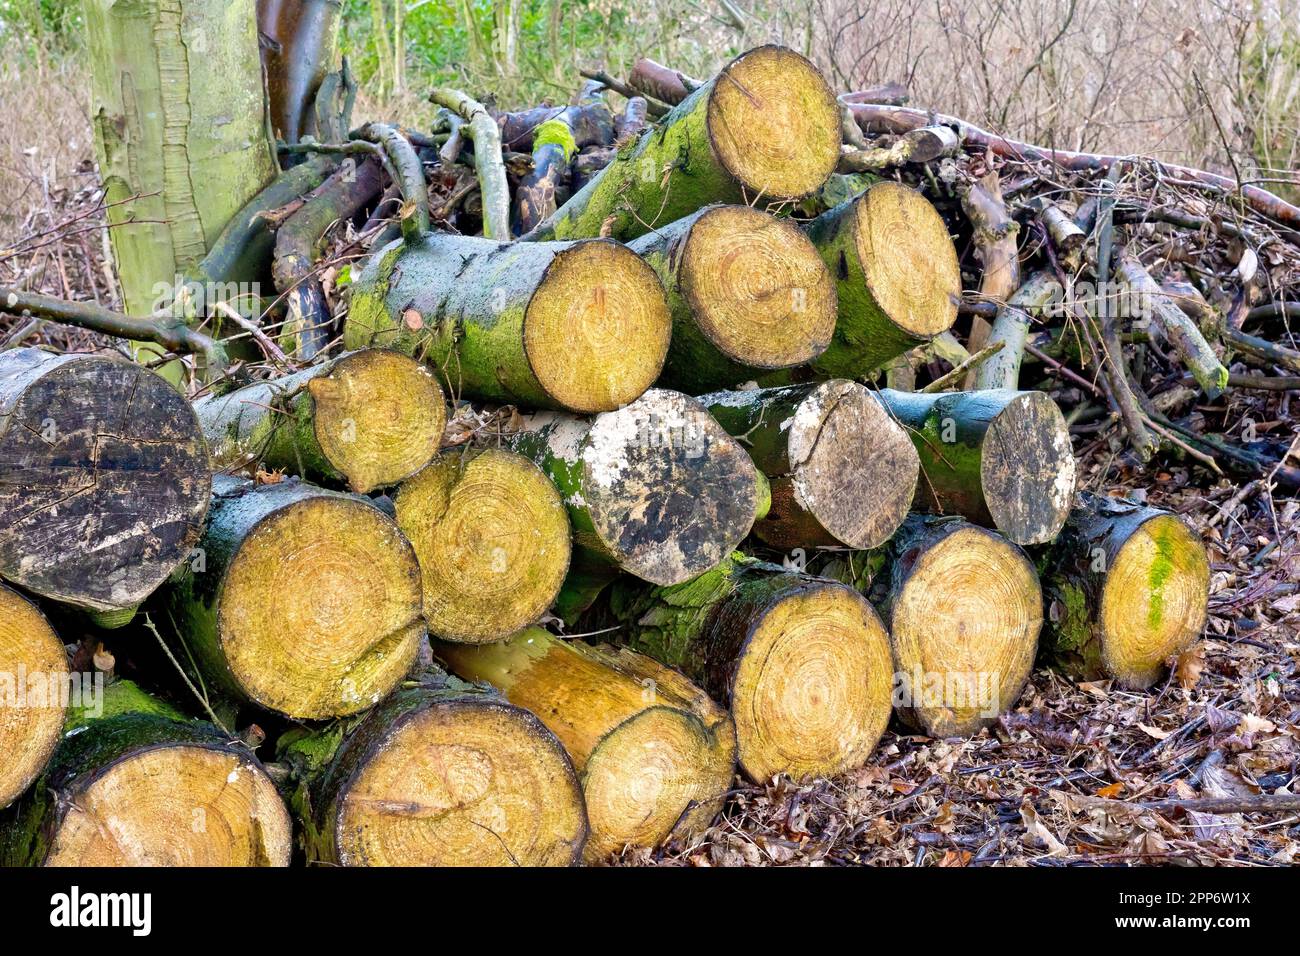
[701,381,918,549]
[278,668,588,866]
[195,349,446,494]
[528,46,840,242]
[1,680,292,866]
[394,449,571,643]
[436,627,736,862]
[627,205,838,392]
[602,557,893,783]
[162,475,424,719]
[1039,493,1210,689]
[803,181,961,379]
[0,348,210,621]
[878,388,1077,545]
[344,233,671,413]
[0,584,69,809]
[821,516,1041,736]
[505,388,766,586]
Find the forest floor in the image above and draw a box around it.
[3,100,1297,871]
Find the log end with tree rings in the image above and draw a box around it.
[764,380,918,549]
[725,579,893,783]
[706,46,841,201]
[853,181,961,341]
[0,348,210,614]
[976,390,1077,545]
[581,389,763,585]
[523,239,671,413]
[304,349,447,494]
[680,206,837,370]
[33,715,293,866]
[886,520,1042,737]
[394,449,571,644]
[322,686,588,866]
[0,584,68,809]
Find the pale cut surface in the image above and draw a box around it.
[338,703,586,866]
[732,585,893,782]
[682,206,837,368]
[45,746,291,866]
[308,349,447,494]
[1100,514,1210,689]
[891,526,1042,736]
[525,240,671,413]
[0,585,68,808]
[856,181,961,337]
[707,46,840,199]
[787,380,919,548]
[221,498,423,718]
[396,450,571,643]
[981,391,1078,545]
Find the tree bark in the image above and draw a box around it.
[599,556,894,783]
[503,389,767,586]
[0,348,210,620]
[277,668,588,866]
[527,46,840,242]
[394,449,571,644]
[162,475,425,720]
[1039,492,1210,689]
[257,0,342,143]
[0,680,292,866]
[700,380,918,549]
[435,627,736,863]
[344,232,671,413]
[878,388,1077,545]
[0,584,68,809]
[194,349,446,494]
[627,205,838,393]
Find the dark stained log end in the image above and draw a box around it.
[979,390,1077,545]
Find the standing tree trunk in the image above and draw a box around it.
[278,668,588,866]
[504,389,767,586]
[527,46,840,242]
[1039,493,1211,689]
[0,348,210,623]
[84,0,279,332]
[435,627,737,863]
[1,680,292,866]
[700,380,918,549]
[627,205,838,393]
[256,0,342,143]
[162,476,425,720]
[600,556,894,783]
[344,233,671,413]
[819,516,1042,737]
[0,584,69,810]
[195,348,446,494]
[878,388,1077,546]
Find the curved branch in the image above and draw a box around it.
[427,89,511,240]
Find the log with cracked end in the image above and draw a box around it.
[878,387,1077,546]
[818,516,1042,737]
[529,45,842,242]
[504,388,768,587]
[161,475,425,720]
[435,627,736,863]
[0,680,292,866]
[278,668,589,866]
[628,205,838,393]
[1039,492,1210,689]
[195,349,447,495]
[394,448,571,644]
[0,348,211,622]
[344,232,672,414]
[0,584,69,809]
[600,556,894,784]
[800,181,961,379]
[700,380,918,549]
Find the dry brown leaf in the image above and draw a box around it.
[1174,644,1206,688]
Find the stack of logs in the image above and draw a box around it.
[3,43,1246,866]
